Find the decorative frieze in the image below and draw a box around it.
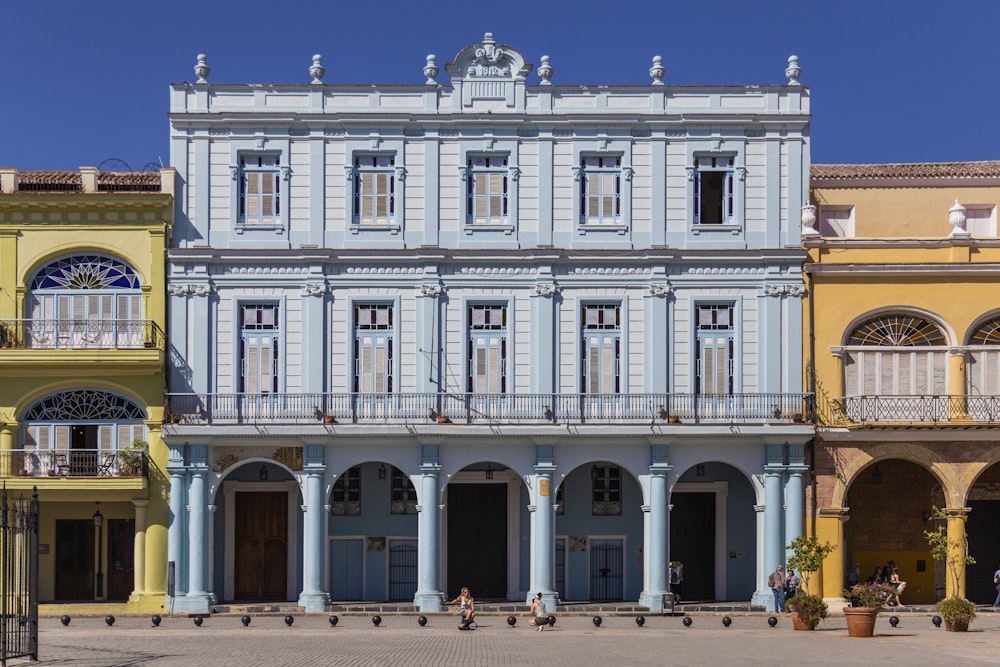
[763,284,805,297]
[168,283,212,297]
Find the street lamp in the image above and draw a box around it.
[93,504,104,601]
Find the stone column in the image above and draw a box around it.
[530,455,558,608]
[763,465,785,611]
[414,445,445,611]
[946,508,970,599]
[131,500,148,599]
[784,466,806,561]
[639,450,671,610]
[818,508,848,601]
[948,349,968,420]
[298,445,329,611]
[0,423,18,477]
[182,460,210,612]
[166,458,187,601]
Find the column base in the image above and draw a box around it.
[639,590,671,612]
[127,591,168,613]
[413,590,446,612]
[298,592,331,613]
[169,593,211,614]
[752,589,776,612]
[524,590,561,608]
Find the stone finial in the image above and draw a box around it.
[949,199,969,236]
[309,54,326,84]
[801,204,819,237]
[649,56,665,85]
[537,55,553,85]
[423,54,439,85]
[194,54,210,84]
[785,55,801,85]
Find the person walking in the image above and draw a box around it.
[768,565,786,612]
[669,561,684,603]
[785,568,801,601]
[993,564,1000,607]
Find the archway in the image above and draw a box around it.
[966,463,1000,604]
[844,459,941,605]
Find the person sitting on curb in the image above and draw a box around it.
[528,592,548,631]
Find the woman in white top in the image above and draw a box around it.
[528,592,548,630]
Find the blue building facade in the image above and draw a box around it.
[164,35,812,613]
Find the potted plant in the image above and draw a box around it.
[924,506,977,631]
[843,582,893,637]
[120,440,148,476]
[784,536,836,630]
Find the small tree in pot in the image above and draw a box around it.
[784,536,836,630]
[925,506,977,631]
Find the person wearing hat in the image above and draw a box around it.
[768,565,787,612]
[528,592,548,630]
[668,561,684,603]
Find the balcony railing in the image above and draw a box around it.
[0,319,164,350]
[830,395,1000,426]
[0,449,148,479]
[166,392,814,426]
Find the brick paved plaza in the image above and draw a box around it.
[20,612,1000,666]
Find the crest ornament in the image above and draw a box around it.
[785,55,802,85]
[423,54,439,85]
[649,56,665,85]
[537,55,553,85]
[309,54,325,84]
[194,54,210,84]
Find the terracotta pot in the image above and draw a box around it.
[668,416,681,424]
[790,610,816,631]
[323,415,337,424]
[945,618,969,632]
[843,607,878,637]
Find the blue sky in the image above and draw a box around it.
[2,0,998,171]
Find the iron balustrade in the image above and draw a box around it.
[166,392,814,426]
[834,395,1000,425]
[0,319,164,350]
[0,449,148,479]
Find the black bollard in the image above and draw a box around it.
[193,616,203,627]
[931,615,942,627]
[151,615,162,627]
[722,616,732,627]
[767,616,778,627]
[547,615,556,627]
[328,615,339,627]
[682,616,693,627]
[592,615,602,627]
[418,615,428,627]
[241,615,251,627]
[889,616,899,628]
[60,615,71,627]
[506,615,517,627]
[284,615,294,627]
[105,615,115,627]
[635,615,645,627]
[372,615,382,627]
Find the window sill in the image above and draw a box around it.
[578,224,628,236]
[464,224,514,236]
[691,223,741,235]
[235,223,285,234]
[350,223,401,235]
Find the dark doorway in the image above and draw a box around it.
[106,519,135,601]
[669,492,716,601]
[447,484,506,598]
[967,500,1000,605]
[234,492,288,600]
[55,519,93,600]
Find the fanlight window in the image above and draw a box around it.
[23,389,146,421]
[30,255,140,291]
[21,389,147,457]
[848,315,946,347]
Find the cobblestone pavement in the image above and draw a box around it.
[21,613,1000,666]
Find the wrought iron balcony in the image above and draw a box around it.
[828,395,1000,426]
[166,392,814,426]
[0,319,163,350]
[0,448,148,479]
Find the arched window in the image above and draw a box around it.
[844,314,947,397]
[27,254,143,348]
[20,389,147,475]
[967,317,1000,399]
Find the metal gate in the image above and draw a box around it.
[589,539,623,601]
[555,538,566,600]
[388,539,417,601]
[1,487,38,666]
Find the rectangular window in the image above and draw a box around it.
[695,304,734,396]
[390,467,417,515]
[966,205,997,237]
[581,304,621,395]
[466,156,508,226]
[331,466,361,515]
[239,155,281,226]
[354,155,395,226]
[580,156,621,225]
[354,304,394,395]
[591,465,622,516]
[468,304,507,395]
[239,304,279,394]
[819,205,855,237]
[693,156,734,225]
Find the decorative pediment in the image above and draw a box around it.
[445,32,532,82]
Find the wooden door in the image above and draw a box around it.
[106,519,135,601]
[669,492,716,601]
[55,519,93,600]
[235,492,287,600]
[447,484,506,599]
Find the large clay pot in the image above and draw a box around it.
[945,618,969,632]
[790,610,816,631]
[843,607,878,637]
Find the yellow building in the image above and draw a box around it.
[0,166,173,610]
[805,161,1000,606]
